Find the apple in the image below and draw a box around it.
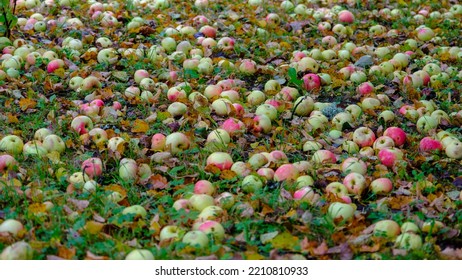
[293,187,315,204]
[401,222,420,233]
[0,241,33,260]
[119,158,138,181]
[68,172,90,188]
[293,96,314,116]
[253,114,272,133]
[241,175,263,193]
[97,48,118,64]
[139,78,156,91]
[378,110,395,123]
[255,104,278,121]
[108,137,126,153]
[0,219,24,236]
[239,59,257,75]
[221,118,245,135]
[121,203,147,218]
[125,249,154,260]
[68,76,84,90]
[189,194,214,212]
[0,154,17,173]
[341,157,367,175]
[248,153,268,170]
[352,127,376,147]
[197,205,223,222]
[46,58,64,73]
[373,136,395,151]
[165,132,190,154]
[231,161,251,177]
[206,152,233,170]
[338,10,354,23]
[247,90,266,105]
[297,57,319,73]
[89,128,108,146]
[416,26,435,41]
[151,133,166,151]
[167,102,187,117]
[80,76,101,91]
[357,82,374,96]
[82,157,103,178]
[256,168,274,180]
[332,112,353,130]
[197,220,225,241]
[0,135,24,155]
[83,180,97,193]
[71,116,94,135]
[302,73,321,91]
[370,178,393,194]
[124,86,141,99]
[303,140,322,152]
[173,199,191,211]
[419,137,442,152]
[378,148,403,167]
[182,230,209,249]
[328,202,355,224]
[343,172,367,195]
[167,87,187,102]
[159,225,184,241]
[206,129,230,146]
[204,84,222,99]
[445,141,462,159]
[326,182,349,198]
[42,134,65,154]
[416,116,438,134]
[421,220,444,234]
[212,193,234,212]
[23,141,47,157]
[274,164,299,182]
[312,150,336,164]
[33,128,52,142]
[395,233,423,250]
[373,220,400,238]
[211,98,233,116]
[194,180,215,195]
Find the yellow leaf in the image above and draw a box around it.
[270,231,299,250]
[19,98,37,111]
[132,119,149,133]
[84,221,105,234]
[46,151,61,164]
[28,203,47,214]
[244,252,266,260]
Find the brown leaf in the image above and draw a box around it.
[220,170,237,180]
[85,251,109,260]
[313,241,329,255]
[68,198,90,211]
[57,245,76,259]
[28,203,47,214]
[149,174,169,190]
[19,98,37,111]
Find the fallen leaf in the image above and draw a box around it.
[132,119,149,133]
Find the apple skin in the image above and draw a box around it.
[23,140,47,157]
[312,150,337,164]
[207,129,230,146]
[122,205,147,219]
[395,233,423,250]
[70,116,94,135]
[445,141,462,159]
[338,10,355,23]
[253,114,272,133]
[197,220,225,242]
[107,137,126,153]
[373,220,401,238]
[150,133,166,151]
[373,136,395,151]
[293,187,315,204]
[341,157,367,175]
[182,230,209,249]
[241,175,263,193]
[326,182,349,198]
[378,148,403,167]
[197,205,223,222]
[302,73,321,91]
[383,127,407,147]
[0,135,24,155]
[401,222,420,233]
[0,154,17,173]
[125,249,154,260]
[42,134,65,154]
[257,168,274,180]
[88,128,108,146]
[82,157,103,178]
[274,163,299,182]
[370,178,393,195]
[0,219,24,236]
[221,118,245,136]
[165,132,190,154]
[328,202,355,224]
[80,76,102,91]
[357,82,374,95]
[343,172,367,195]
[419,137,443,152]
[46,58,64,73]
[189,194,214,212]
[206,152,233,170]
[194,180,215,195]
[0,241,33,260]
[119,158,138,182]
[215,192,235,210]
[159,225,184,241]
[352,127,376,148]
[34,128,52,142]
[173,199,191,212]
[248,153,269,170]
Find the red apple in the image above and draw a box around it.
[370,178,393,194]
[378,148,403,167]
[206,152,233,170]
[343,172,367,195]
[419,137,442,152]
[302,73,321,91]
[353,127,376,147]
[194,180,215,195]
[274,163,299,181]
[82,157,103,178]
[383,127,407,146]
[312,150,337,164]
